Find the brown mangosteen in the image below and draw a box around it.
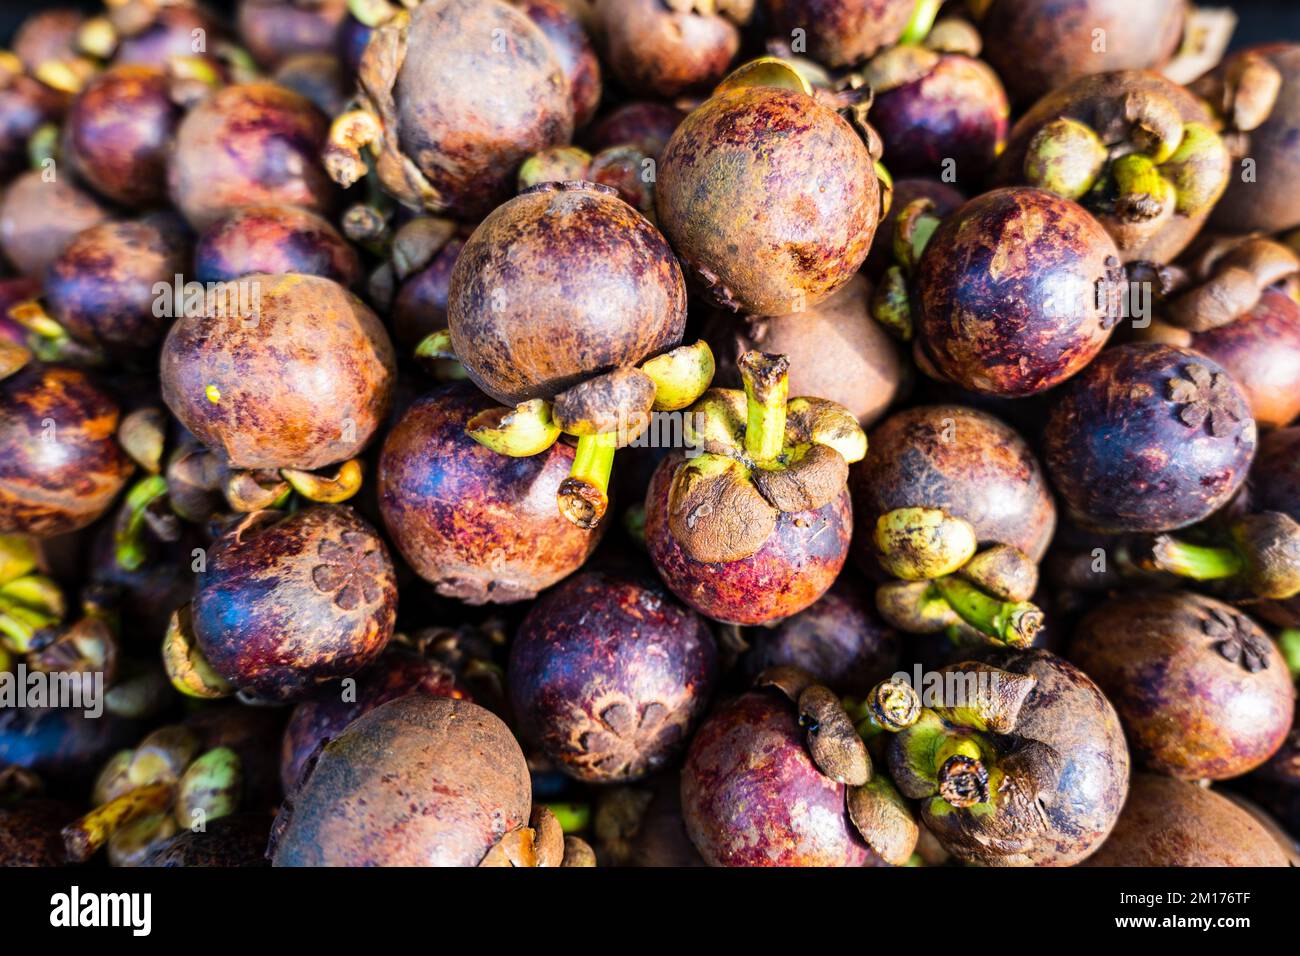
[584,100,683,160]
[0,364,132,537]
[62,65,181,208]
[886,650,1130,866]
[508,569,718,783]
[447,180,695,529]
[656,60,884,316]
[993,71,1231,264]
[161,272,396,472]
[1044,343,1257,534]
[1201,44,1300,234]
[973,0,1187,106]
[393,236,464,351]
[378,383,605,603]
[702,274,905,428]
[850,405,1056,576]
[761,0,916,68]
[644,353,864,625]
[43,219,189,359]
[280,646,466,791]
[237,0,349,70]
[594,0,743,98]
[325,0,573,220]
[0,170,110,279]
[1083,774,1289,867]
[169,82,338,230]
[0,798,78,866]
[271,696,537,866]
[194,204,361,287]
[859,18,1009,189]
[515,0,602,129]
[142,812,273,867]
[743,569,900,695]
[1070,591,1295,780]
[912,187,1122,397]
[187,505,397,702]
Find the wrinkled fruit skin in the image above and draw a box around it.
[280,648,465,792]
[192,506,398,702]
[1044,343,1257,533]
[237,0,348,70]
[62,65,180,208]
[743,571,899,695]
[656,85,880,317]
[517,0,602,129]
[382,0,573,219]
[1211,44,1300,234]
[449,182,686,404]
[378,384,604,603]
[645,454,852,625]
[913,650,1130,867]
[0,170,109,279]
[142,813,274,867]
[595,0,737,99]
[194,205,361,287]
[703,274,904,428]
[763,0,914,68]
[979,0,1186,105]
[1083,774,1289,867]
[46,220,188,357]
[0,800,78,866]
[681,691,873,866]
[0,365,132,537]
[161,273,396,471]
[509,570,718,783]
[871,55,1009,189]
[271,696,531,866]
[168,82,337,230]
[916,187,1120,397]
[850,404,1057,571]
[1191,288,1300,429]
[1070,592,1295,780]
[995,71,1224,264]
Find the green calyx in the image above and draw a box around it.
[889,709,1000,812]
[0,572,65,654]
[467,399,561,457]
[1153,512,1300,600]
[641,341,716,412]
[162,605,234,700]
[874,507,978,581]
[1162,122,1231,216]
[114,476,169,572]
[933,576,1044,648]
[281,459,365,504]
[1024,118,1109,201]
[1112,153,1175,223]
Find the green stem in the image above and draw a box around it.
[1151,535,1245,581]
[933,576,1043,647]
[900,0,943,45]
[738,352,789,464]
[557,433,617,530]
[114,476,170,573]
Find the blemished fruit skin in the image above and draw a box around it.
[194,205,361,288]
[681,691,874,867]
[509,570,718,783]
[595,0,739,99]
[655,84,881,317]
[448,182,686,405]
[270,696,532,867]
[645,454,853,626]
[378,384,604,604]
[1083,774,1290,867]
[762,0,916,68]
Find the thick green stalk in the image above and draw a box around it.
[739,352,790,464]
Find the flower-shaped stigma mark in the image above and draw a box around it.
[1203,607,1271,673]
[311,531,385,610]
[575,697,682,779]
[1168,364,1249,438]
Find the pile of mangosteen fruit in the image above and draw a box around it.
[1,0,1299,870]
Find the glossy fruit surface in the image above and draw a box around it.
[194,205,361,287]
[0,364,132,536]
[448,182,686,404]
[271,695,531,866]
[192,506,398,701]
[161,273,396,471]
[1070,591,1294,780]
[656,84,881,316]
[509,570,717,783]
[645,453,852,625]
[1190,289,1300,429]
[1044,343,1257,533]
[915,187,1121,396]
[378,384,604,603]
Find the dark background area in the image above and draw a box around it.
[3,0,1300,47]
